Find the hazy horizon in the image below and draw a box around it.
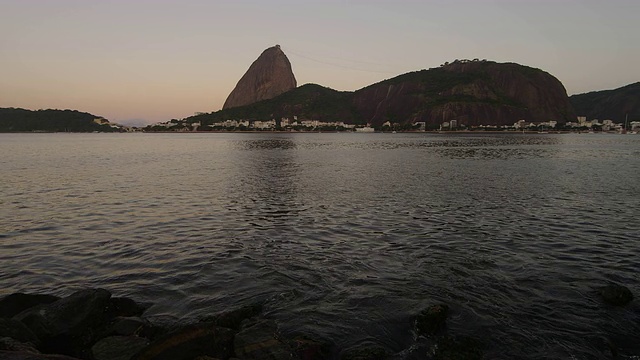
[1,0,638,125]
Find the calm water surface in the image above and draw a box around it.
[1,133,639,359]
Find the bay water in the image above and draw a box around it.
[1,132,639,359]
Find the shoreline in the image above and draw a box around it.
[0,285,633,360]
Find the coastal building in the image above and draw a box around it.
[253,120,276,129]
[301,120,320,128]
[414,122,426,131]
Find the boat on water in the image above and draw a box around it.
[355,126,375,132]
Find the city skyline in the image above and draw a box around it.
[1,0,638,125]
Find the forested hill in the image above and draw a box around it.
[570,82,640,123]
[0,108,119,132]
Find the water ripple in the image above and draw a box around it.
[1,133,639,359]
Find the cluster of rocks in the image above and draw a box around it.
[0,283,633,360]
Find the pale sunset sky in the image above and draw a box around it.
[1,0,638,125]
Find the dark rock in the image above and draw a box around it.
[109,298,147,318]
[233,319,293,359]
[433,336,483,360]
[415,304,449,336]
[287,335,331,360]
[0,337,39,353]
[91,336,149,360]
[340,343,392,360]
[13,288,112,338]
[0,350,82,359]
[131,322,234,360]
[201,303,263,330]
[110,317,155,338]
[390,339,434,360]
[12,288,112,356]
[0,318,40,346]
[600,284,633,306]
[223,45,297,109]
[0,293,60,318]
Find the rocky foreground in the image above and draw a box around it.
[0,285,633,360]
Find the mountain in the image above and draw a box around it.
[191,59,575,128]
[222,45,297,109]
[352,60,575,127]
[569,82,640,122]
[0,108,120,132]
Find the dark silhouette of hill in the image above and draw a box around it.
[570,82,640,122]
[0,108,118,132]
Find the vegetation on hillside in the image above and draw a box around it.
[187,84,357,125]
[0,108,118,132]
[570,82,640,122]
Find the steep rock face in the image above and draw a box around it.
[223,45,297,109]
[352,60,576,127]
[570,82,640,122]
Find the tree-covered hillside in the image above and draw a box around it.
[0,108,118,132]
[570,82,640,123]
[187,84,357,125]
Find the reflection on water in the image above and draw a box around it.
[1,132,639,359]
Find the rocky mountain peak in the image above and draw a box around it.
[222,45,297,109]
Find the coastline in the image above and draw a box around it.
[0,285,632,360]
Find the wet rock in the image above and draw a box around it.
[0,350,82,359]
[340,343,392,360]
[131,322,234,360]
[287,335,331,360]
[109,298,147,318]
[13,288,112,356]
[110,317,155,338]
[0,318,40,346]
[13,288,112,339]
[390,340,433,360]
[234,319,293,359]
[0,293,60,318]
[0,337,39,353]
[433,336,483,360]
[201,303,263,331]
[91,336,149,360]
[600,284,633,306]
[415,304,449,336]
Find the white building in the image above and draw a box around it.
[414,122,426,131]
[253,120,276,129]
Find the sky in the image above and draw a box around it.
[1,0,638,125]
